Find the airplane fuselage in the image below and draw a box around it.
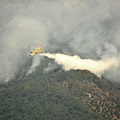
[30,46,44,56]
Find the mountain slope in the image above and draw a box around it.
[0,70,120,120]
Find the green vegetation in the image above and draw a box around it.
[0,69,120,120]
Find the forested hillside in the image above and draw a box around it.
[0,1,120,120]
[0,69,120,120]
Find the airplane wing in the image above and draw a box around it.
[34,46,41,50]
[34,48,44,53]
[31,46,41,52]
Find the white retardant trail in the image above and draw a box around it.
[41,53,119,77]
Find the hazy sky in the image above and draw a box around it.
[0,0,120,82]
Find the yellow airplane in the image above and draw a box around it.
[30,46,44,56]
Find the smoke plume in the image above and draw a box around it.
[27,55,41,75]
[0,0,120,82]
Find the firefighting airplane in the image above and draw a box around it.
[30,46,44,56]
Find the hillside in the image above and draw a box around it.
[0,69,120,120]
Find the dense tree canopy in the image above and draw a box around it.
[0,70,120,120]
